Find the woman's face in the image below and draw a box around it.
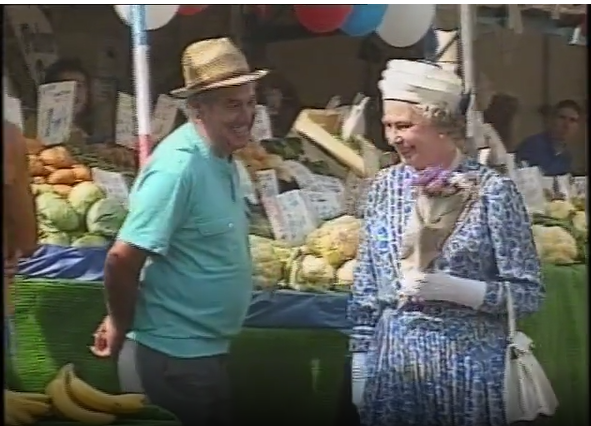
[382,100,457,170]
[59,70,89,116]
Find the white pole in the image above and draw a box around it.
[459,4,477,155]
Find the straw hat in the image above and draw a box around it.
[170,38,268,99]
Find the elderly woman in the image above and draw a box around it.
[348,60,545,426]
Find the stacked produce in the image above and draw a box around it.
[5,364,152,425]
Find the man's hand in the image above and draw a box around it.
[4,252,20,278]
[90,316,125,358]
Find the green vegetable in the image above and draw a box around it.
[71,234,109,248]
[39,232,70,246]
[86,198,127,238]
[68,182,105,217]
[36,192,80,232]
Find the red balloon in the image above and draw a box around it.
[294,5,353,34]
[178,5,208,16]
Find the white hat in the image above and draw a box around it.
[378,60,463,109]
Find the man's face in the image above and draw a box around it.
[199,83,257,154]
[550,107,580,141]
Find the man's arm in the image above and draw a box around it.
[4,122,38,257]
[104,167,189,333]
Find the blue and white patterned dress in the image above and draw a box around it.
[347,158,545,426]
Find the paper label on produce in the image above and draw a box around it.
[91,168,130,208]
[235,159,258,205]
[261,197,289,242]
[281,160,315,188]
[4,95,23,130]
[255,169,280,199]
[251,105,273,142]
[36,81,76,145]
[310,174,345,195]
[302,190,345,221]
[513,166,546,214]
[115,92,137,149]
[275,190,319,245]
[573,177,587,197]
[152,94,178,142]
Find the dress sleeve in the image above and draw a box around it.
[347,178,382,353]
[479,176,544,318]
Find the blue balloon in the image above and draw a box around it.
[340,4,388,37]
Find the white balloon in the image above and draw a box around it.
[114,5,179,31]
[376,4,436,48]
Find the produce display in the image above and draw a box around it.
[27,141,129,248]
[5,364,148,425]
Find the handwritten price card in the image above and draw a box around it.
[573,177,587,197]
[276,190,319,245]
[152,94,178,142]
[302,190,344,221]
[4,95,23,130]
[310,174,345,195]
[92,168,130,208]
[37,81,76,145]
[255,169,280,200]
[235,159,258,204]
[115,92,137,149]
[513,166,546,214]
[251,105,273,142]
[260,197,289,242]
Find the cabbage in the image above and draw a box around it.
[86,198,127,238]
[71,234,109,248]
[36,192,80,232]
[39,232,70,246]
[31,184,54,196]
[68,182,105,217]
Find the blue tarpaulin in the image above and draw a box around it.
[17,245,350,330]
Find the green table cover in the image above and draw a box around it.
[6,264,587,425]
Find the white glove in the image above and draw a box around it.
[351,352,368,408]
[399,272,487,310]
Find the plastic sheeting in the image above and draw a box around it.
[17,245,350,330]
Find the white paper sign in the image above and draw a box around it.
[255,169,280,200]
[37,81,76,145]
[251,105,273,142]
[513,167,546,214]
[275,190,319,245]
[235,159,258,205]
[310,174,345,195]
[91,168,130,208]
[115,92,137,149]
[261,197,289,241]
[280,160,315,188]
[555,175,573,200]
[4,95,24,131]
[573,177,587,197]
[303,190,345,221]
[152,94,178,142]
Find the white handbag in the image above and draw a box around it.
[504,284,559,423]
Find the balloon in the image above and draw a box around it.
[340,5,387,37]
[376,4,436,47]
[178,5,208,16]
[114,5,179,30]
[294,5,352,34]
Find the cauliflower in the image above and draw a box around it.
[572,211,587,234]
[531,225,578,265]
[249,235,294,289]
[297,255,335,285]
[545,200,576,220]
[305,215,361,268]
[335,259,356,290]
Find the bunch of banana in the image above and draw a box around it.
[45,363,147,425]
[5,390,52,425]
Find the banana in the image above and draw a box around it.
[7,396,51,417]
[5,405,35,425]
[7,391,51,404]
[46,365,116,425]
[66,367,146,414]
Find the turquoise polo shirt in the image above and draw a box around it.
[118,123,253,358]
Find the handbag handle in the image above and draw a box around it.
[505,283,517,343]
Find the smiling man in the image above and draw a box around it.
[91,38,268,426]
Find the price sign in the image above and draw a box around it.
[251,105,273,142]
[152,94,178,142]
[37,81,76,145]
[235,159,258,205]
[513,166,546,214]
[115,92,137,149]
[280,160,315,188]
[302,190,344,221]
[255,169,280,200]
[276,190,319,245]
[91,167,130,208]
[573,176,587,197]
[310,174,345,195]
[555,174,573,200]
[4,95,23,131]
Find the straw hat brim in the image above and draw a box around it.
[170,69,269,99]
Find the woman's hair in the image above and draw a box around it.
[43,58,93,134]
[414,102,466,145]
